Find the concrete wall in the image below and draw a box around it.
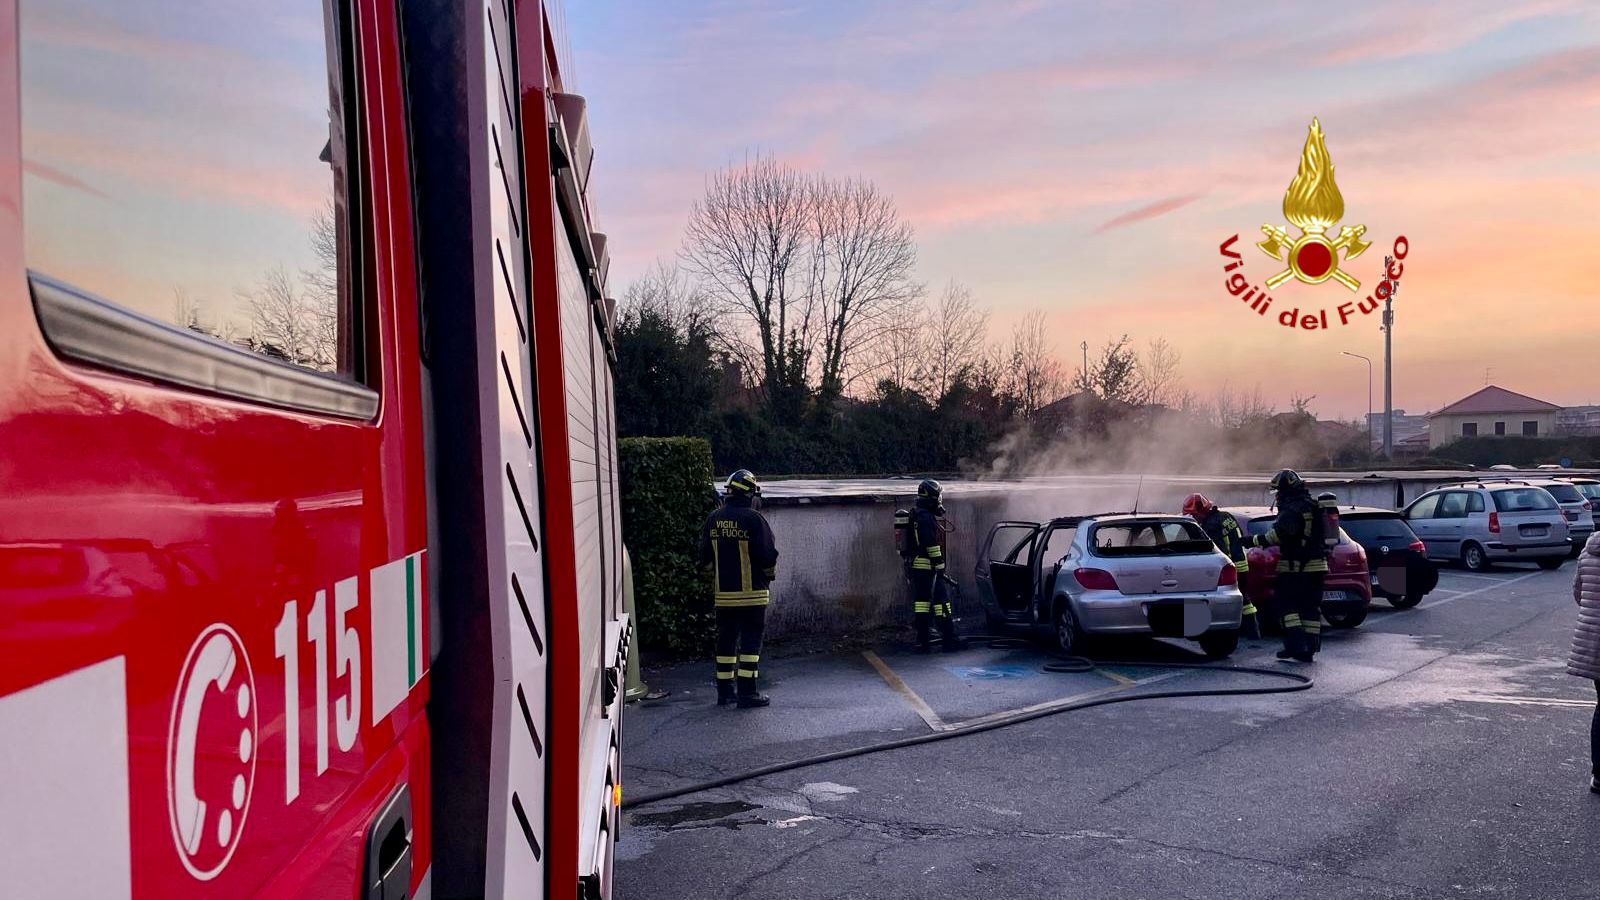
[1430,411,1557,447]
[756,473,1469,639]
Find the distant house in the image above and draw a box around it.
[1427,386,1562,447]
[1366,409,1428,449]
[1558,405,1600,436]
[1393,431,1433,459]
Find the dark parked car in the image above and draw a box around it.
[1223,507,1374,629]
[1335,508,1438,609]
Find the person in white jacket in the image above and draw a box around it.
[1567,532,1600,793]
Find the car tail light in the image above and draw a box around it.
[1488,511,1500,534]
[1218,565,1238,586]
[1408,539,1426,553]
[1585,501,1594,511]
[1074,568,1119,591]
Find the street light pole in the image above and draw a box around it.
[1383,297,1394,459]
[1342,351,1373,453]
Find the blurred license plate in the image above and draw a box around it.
[1147,598,1209,638]
[1520,525,1548,536]
[1322,590,1346,603]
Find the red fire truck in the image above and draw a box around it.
[0,0,626,897]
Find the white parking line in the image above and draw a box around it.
[1439,572,1508,583]
[1452,694,1595,709]
[1418,571,1544,610]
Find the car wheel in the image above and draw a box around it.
[1538,557,1566,571]
[1389,592,1424,610]
[1461,542,1490,572]
[1054,602,1086,656]
[1197,631,1238,659]
[1324,607,1368,628]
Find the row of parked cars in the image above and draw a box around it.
[972,477,1596,660]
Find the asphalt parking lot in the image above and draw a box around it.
[618,563,1600,900]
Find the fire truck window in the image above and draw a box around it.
[19,0,361,379]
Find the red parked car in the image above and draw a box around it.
[1223,507,1374,629]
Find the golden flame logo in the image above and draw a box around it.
[1257,118,1371,291]
[1283,119,1343,233]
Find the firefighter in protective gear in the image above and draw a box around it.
[1183,493,1259,639]
[698,469,779,707]
[1248,469,1329,663]
[907,479,965,653]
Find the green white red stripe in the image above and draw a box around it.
[370,550,427,725]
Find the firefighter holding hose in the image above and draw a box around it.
[904,479,966,653]
[1183,493,1260,639]
[1249,469,1330,663]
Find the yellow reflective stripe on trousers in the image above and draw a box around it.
[735,669,758,678]
[913,602,931,612]
[716,671,735,680]
[912,559,933,570]
[738,654,759,663]
[715,655,738,664]
[715,590,769,607]
[1282,613,1303,627]
[1241,604,1257,615]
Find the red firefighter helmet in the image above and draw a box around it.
[1181,493,1213,518]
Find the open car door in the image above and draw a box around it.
[976,522,1040,620]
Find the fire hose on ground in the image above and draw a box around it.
[621,638,1312,810]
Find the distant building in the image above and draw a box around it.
[1558,405,1600,436]
[1427,385,1561,448]
[1366,409,1428,449]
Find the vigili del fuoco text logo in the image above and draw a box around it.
[1219,118,1408,330]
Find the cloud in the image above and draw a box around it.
[1093,194,1204,234]
[22,160,108,200]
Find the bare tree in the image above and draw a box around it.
[622,259,715,336]
[682,155,814,408]
[808,175,920,401]
[1009,310,1065,418]
[243,264,332,370]
[1137,337,1181,406]
[861,299,929,394]
[924,280,988,401]
[1215,383,1274,428]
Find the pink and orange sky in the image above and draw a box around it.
[569,0,1600,421]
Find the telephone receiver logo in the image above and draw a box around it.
[167,624,256,881]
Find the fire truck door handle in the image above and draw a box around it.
[364,785,414,900]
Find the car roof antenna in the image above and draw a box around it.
[1132,474,1144,516]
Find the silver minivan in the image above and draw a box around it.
[1404,482,1569,571]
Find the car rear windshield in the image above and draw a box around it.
[1492,488,1557,511]
[1339,516,1417,543]
[1542,484,1585,503]
[1089,520,1214,555]
[1578,484,1600,501]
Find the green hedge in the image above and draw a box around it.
[619,437,719,655]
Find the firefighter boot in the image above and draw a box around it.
[736,680,770,708]
[914,612,933,653]
[937,614,968,652]
[716,679,736,706]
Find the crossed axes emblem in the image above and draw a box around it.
[1256,222,1372,292]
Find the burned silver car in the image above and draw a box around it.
[974,513,1245,658]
